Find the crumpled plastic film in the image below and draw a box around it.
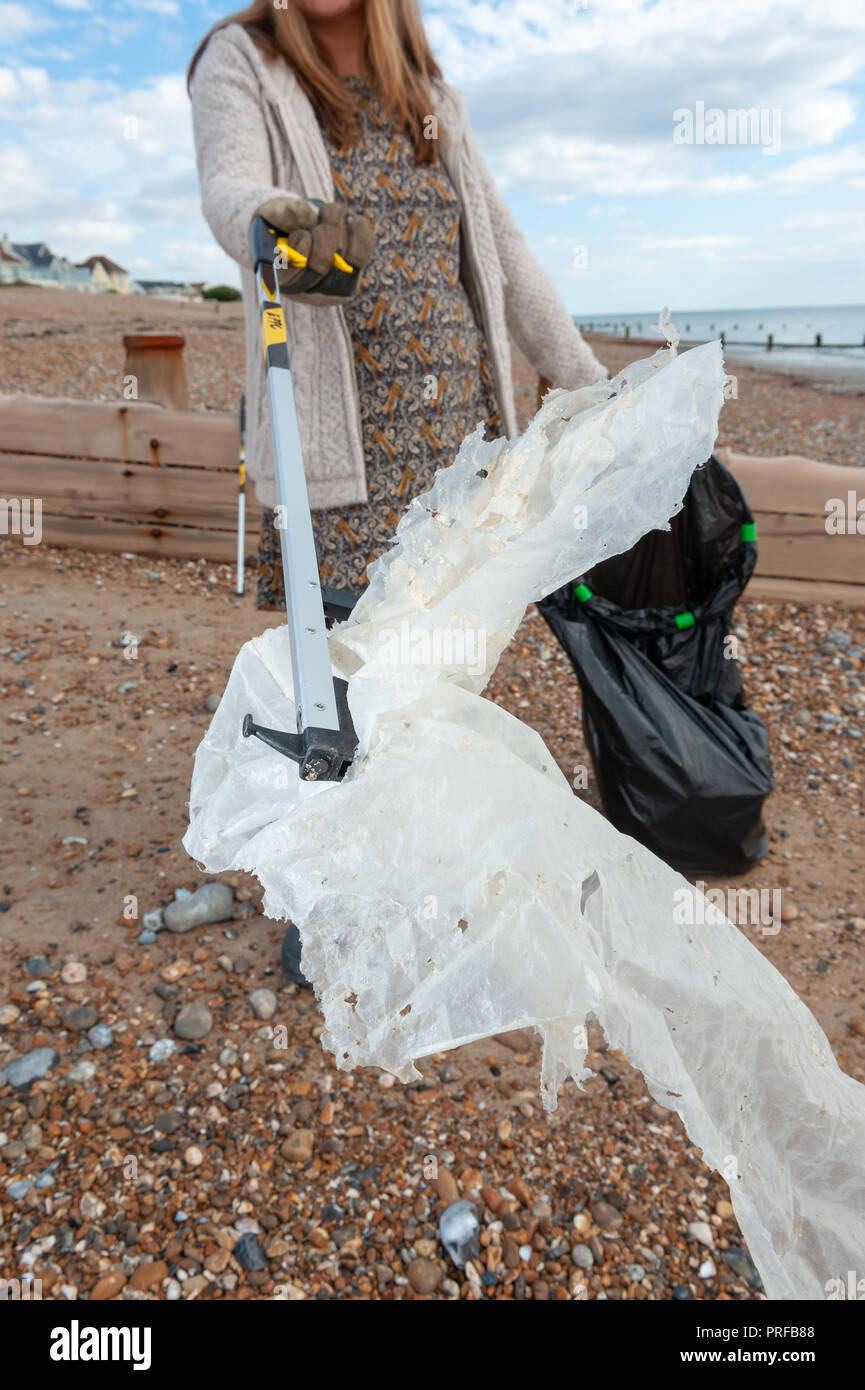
[185,325,865,1300]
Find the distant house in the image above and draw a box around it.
[0,234,27,280]
[134,278,202,299]
[3,238,91,289]
[76,254,131,294]
[13,240,75,274]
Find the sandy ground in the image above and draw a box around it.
[0,288,864,1301]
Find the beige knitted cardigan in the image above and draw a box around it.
[190,23,605,509]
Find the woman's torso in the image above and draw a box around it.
[266,76,499,596]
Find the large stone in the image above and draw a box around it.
[154,1109,184,1134]
[435,1168,460,1205]
[233,1233,268,1271]
[63,1005,99,1032]
[591,1200,623,1230]
[173,1002,213,1041]
[90,1270,126,1300]
[280,1129,315,1164]
[163,882,233,933]
[0,1047,59,1089]
[407,1257,442,1294]
[129,1260,169,1292]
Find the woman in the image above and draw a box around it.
[189,0,606,607]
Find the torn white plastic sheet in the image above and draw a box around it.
[185,327,865,1300]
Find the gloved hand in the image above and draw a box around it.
[256,195,375,305]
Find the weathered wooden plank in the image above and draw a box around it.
[744,576,865,608]
[717,448,861,517]
[1,406,861,594]
[0,394,238,468]
[751,511,864,585]
[30,514,257,563]
[1,453,262,530]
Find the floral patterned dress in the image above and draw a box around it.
[257,76,500,607]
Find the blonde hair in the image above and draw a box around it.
[188,0,443,164]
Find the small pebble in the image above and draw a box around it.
[249,988,277,1021]
[687,1220,715,1248]
[67,1060,97,1083]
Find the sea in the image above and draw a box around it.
[576,305,865,378]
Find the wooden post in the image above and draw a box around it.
[122,334,189,410]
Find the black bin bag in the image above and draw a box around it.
[538,454,773,876]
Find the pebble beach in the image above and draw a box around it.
[1,287,864,1301]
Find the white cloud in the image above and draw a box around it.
[772,142,865,185]
[636,235,742,252]
[704,175,756,193]
[0,64,202,272]
[424,0,865,204]
[22,45,79,62]
[54,219,138,250]
[0,66,52,105]
[0,4,40,42]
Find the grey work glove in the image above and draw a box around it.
[256,195,375,306]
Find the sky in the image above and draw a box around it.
[0,0,864,314]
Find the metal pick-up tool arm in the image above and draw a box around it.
[242,215,358,782]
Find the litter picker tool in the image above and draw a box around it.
[241,216,359,783]
[236,394,246,596]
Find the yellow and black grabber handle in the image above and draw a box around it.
[236,393,246,597]
[241,216,358,782]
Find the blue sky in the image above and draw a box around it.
[1,0,863,313]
